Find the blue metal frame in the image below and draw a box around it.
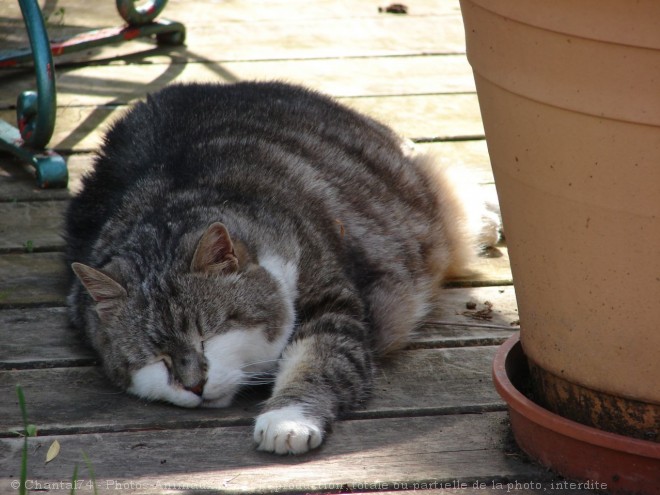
[0,0,66,188]
[0,0,185,189]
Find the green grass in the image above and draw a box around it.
[16,385,36,495]
[70,464,79,495]
[81,452,98,495]
[15,386,98,495]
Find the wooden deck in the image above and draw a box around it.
[0,1,598,493]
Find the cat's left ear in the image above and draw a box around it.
[191,222,239,274]
[71,262,127,320]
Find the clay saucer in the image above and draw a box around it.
[492,333,660,494]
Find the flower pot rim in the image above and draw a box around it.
[492,333,660,460]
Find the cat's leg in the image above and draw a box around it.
[254,296,373,455]
[367,276,433,355]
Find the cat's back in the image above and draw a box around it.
[66,82,438,274]
[107,81,399,170]
[71,82,408,203]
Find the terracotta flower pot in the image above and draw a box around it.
[459,0,660,473]
[493,334,660,494]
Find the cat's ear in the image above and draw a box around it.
[71,262,127,320]
[191,222,239,274]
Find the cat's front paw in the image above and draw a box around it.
[254,405,324,455]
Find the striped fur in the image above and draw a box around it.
[65,81,498,454]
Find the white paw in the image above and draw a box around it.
[478,196,502,248]
[253,405,324,455]
[466,188,502,249]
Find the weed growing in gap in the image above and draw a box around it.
[16,385,37,495]
[14,385,98,495]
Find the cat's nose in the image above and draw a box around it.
[185,379,206,397]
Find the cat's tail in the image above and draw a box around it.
[371,147,502,357]
[409,147,501,280]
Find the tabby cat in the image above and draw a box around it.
[65,81,499,455]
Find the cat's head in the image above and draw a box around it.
[72,222,296,408]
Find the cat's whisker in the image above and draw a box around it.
[240,375,276,385]
[240,369,277,378]
[245,370,275,377]
[242,375,274,382]
[239,369,276,383]
[239,358,281,370]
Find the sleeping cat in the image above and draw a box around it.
[65,81,499,455]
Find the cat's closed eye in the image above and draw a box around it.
[194,315,208,338]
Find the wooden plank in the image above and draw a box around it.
[137,0,464,23]
[445,247,512,287]
[346,94,484,141]
[0,200,66,253]
[0,307,95,370]
[179,15,467,60]
[0,105,113,154]
[0,155,81,202]
[0,0,463,33]
[416,283,521,349]
[0,346,503,436]
[366,347,503,417]
[163,0,464,21]
[1,366,262,435]
[0,247,510,308]
[411,324,517,350]
[0,55,476,109]
[431,286,519,328]
[0,94,483,154]
[0,252,66,308]
[0,286,518,369]
[0,412,557,495]
[1,16,467,65]
[0,140,492,203]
